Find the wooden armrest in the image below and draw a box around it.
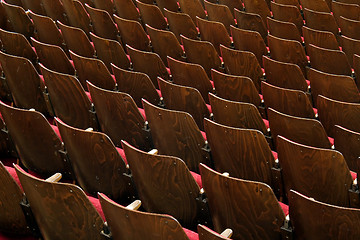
[126,200,141,210]
[147,149,158,155]
[85,127,93,132]
[220,228,233,238]
[45,173,62,182]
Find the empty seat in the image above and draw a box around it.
[197,225,233,240]
[22,0,45,14]
[204,0,235,33]
[218,0,244,14]
[271,1,303,33]
[178,0,207,23]
[267,17,302,43]
[303,8,340,38]
[91,0,115,18]
[234,8,268,41]
[41,0,68,24]
[341,35,360,67]
[302,26,340,51]
[113,0,141,22]
[300,0,330,12]
[163,8,199,41]
[156,0,179,13]
[274,0,300,9]
[242,0,271,26]
[61,0,92,36]
[137,0,167,30]
[354,54,360,89]
[332,1,360,24]
[339,16,360,40]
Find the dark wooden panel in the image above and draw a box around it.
[156,0,179,13]
[267,17,302,43]
[332,1,360,25]
[302,26,339,51]
[41,0,68,24]
[234,9,268,41]
[341,35,360,67]
[303,8,339,37]
[242,0,271,26]
[204,1,235,33]
[198,225,230,240]
[339,16,360,40]
[21,0,45,14]
[61,0,92,36]
[113,0,141,22]
[164,8,198,42]
[271,2,303,32]
[137,1,167,30]
[178,0,206,23]
[300,0,330,12]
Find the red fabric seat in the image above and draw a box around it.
[5,166,21,188]
[50,125,62,141]
[182,227,199,240]
[87,195,105,221]
[328,137,334,146]
[85,91,92,102]
[190,171,202,188]
[278,201,289,216]
[138,107,146,120]
[201,131,207,141]
[263,119,270,129]
[206,104,212,113]
[272,151,278,160]
[115,147,128,165]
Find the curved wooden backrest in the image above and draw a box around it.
[274,0,300,9]
[70,50,116,90]
[41,0,68,24]
[142,99,209,172]
[271,1,303,33]
[200,163,285,240]
[61,0,92,36]
[355,54,360,89]
[92,0,114,18]
[181,34,223,78]
[57,21,95,57]
[0,51,47,114]
[156,0,179,13]
[98,193,190,240]
[234,8,267,41]
[302,26,339,51]
[178,0,206,23]
[268,108,331,149]
[21,0,45,15]
[231,26,267,67]
[167,56,213,103]
[332,1,360,24]
[277,135,353,207]
[112,64,160,107]
[300,0,330,12]
[212,69,261,106]
[164,8,198,41]
[317,95,360,137]
[308,68,360,104]
[126,45,170,88]
[90,32,130,71]
[113,15,151,51]
[113,0,141,22]
[220,45,263,91]
[209,93,267,134]
[0,102,70,177]
[339,16,360,40]
[204,1,235,33]
[289,189,360,240]
[31,37,75,75]
[197,225,231,240]
[136,0,167,30]
[242,0,271,26]
[267,17,302,43]
[303,8,339,37]
[40,64,98,130]
[15,165,104,239]
[122,141,200,227]
[158,78,210,130]
[341,35,360,67]
[55,118,130,201]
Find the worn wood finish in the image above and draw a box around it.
[271,2,303,33]
[332,1,360,25]
[277,136,353,206]
[167,56,213,103]
[308,44,352,76]
[55,119,131,202]
[113,0,141,22]
[242,0,271,26]
[220,45,263,92]
[317,95,360,137]
[303,8,339,38]
[61,0,92,36]
[267,17,302,43]
[300,0,330,12]
[234,9,268,41]
[212,69,261,107]
[31,37,75,75]
[178,0,206,23]
[181,35,223,78]
[262,81,315,118]
[268,108,331,149]
[41,0,68,24]
[122,141,201,228]
[143,99,210,172]
[339,16,360,40]
[15,165,104,240]
[164,8,198,42]
[112,64,160,107]
[159,78,210,130]
[137,1,167,30]
[90,32,130,71]
[200,164,285,240]
[204,1,235,34]
[98,193,190,240]
[198,225,230,240]
[341,35,360,67]
[302,26,339,51]
[40,64,98,130]
[308,68,360,105]
[209,93,267,134]
[0,52,48,114]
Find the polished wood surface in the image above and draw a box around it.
[137,1,167,30]
[198,225,230,240]
[300,0,330,12]
[92,0,115,18]
[341,35,360,67]
[156,0,179,13]
[271,2,303,32]
[332,1,360,24]
[234,9,268,41]
[302,26,339,51]
[242,0,271,26]
[218,0,244,14]
[354,54,360,89]
[339,16,360,40]
[204,1,235,34]
[41,0,68,24]
[267,17,302,43]
[164,8,199,41]
[61,0,92,36]
[274,0,300,9]
[113,0,141,22]
[178,0,206,23]
[303,8,339,37]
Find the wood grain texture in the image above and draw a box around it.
[300,0,330,12]
[277,136,353,207]
[302,26,339,51]
[274,0,300,10]
[92,0,114,18]
[234,9,267,41]
[339,16,360,40]
[267,17,302,43]
[15,165,104,240]
[164,8,198,42]
[200,164,285,240]
[242,0,271,26]
[218,0,244,14]
[340,35,360,67]
[156,0,179,13]
[198,225,230,240]
[204,1,235,34]
[303,8,339,37]
[21,0,45,15]
[40,0,68,24]
[271,1,303,32]
[143,99,210,172]
[178,0,206,23]
[354,54,360,90]
[113,0,141,22]
[137,1,167,30]
[61,0,92,36]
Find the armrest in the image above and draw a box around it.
[220,228,233,238]
[126,200,141,210]
[45,173,62,182]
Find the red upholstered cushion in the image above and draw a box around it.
[5,166,22,189]
[272,151,278,160]
[50,125,62,141]
[351,171,357,181]
[166,67,171,75]
[138,107,146,120]
[0,233,36,240]
[190,171,202,189]
[313,108,318,115]
[259,94,263,101]
[210,80,214,88]
[115,147,128,165]
[278,201,289,216]
[85,91,92,102]
[306,80,310,86]
[156,89,162,97]
[328,137,334,146]
[182,228,199,240]
[263,119,269,129]
[206,104,212,113]
[87,195,105,221]
[201,131,207,141]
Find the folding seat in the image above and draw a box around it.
[57,21,95,58]
[267,17,302,43]
[136,1,167,30]
[55,119,134,202]
[196,17,232,55]
[231,26,268,67]
[234,8,268,41]
[288,190,360,240]
[167,56,213,103]
[302,26,340,51]
[203,1,235,34]
[341,35,360,66]
[41,0,68,24]
[112,64,161,107]
[268,108,332,150]
[181,35,223,78]
[308,68,360,104]
[220,45,263,92]
[158,78,210,130]
[31,38,75,75]
[89,32,130,71]
[263,56,309,92]
[40,64,99,130]
[15,164,105,239]
[61,0,92,36]
[200,164,287,240]
[317,95,360,137]
[270,1,303,33]
[0,102,72,178]
[332,1,360,24]
[113,0,141,22]
[274,0,301,10]
[142,99,211,172]
[98,193,201,240]
[146,25,184,66]
[156,0,179,13]
[126,45,170,88]
[0,52,48,114]
[163,9,199,42]
[21,0,45,15]
[197,225,233,240]
[217,0,244,14]
[113,15,151,51]
[91,0,115,18]
[303,8,340,39]
[85,4,120,41]
[267,34,309,77]
[122,141,207,229]
[262,81,316,118]
[178,0,207,23]
[87,82,153,151]
[242,0,271,26]
[300,0,330,12]
[1,1,34,39]
[339,16,360,40]
[27,11,66,51]
[277,136,356,207]
[70,51,116,90]
[307,44,352,76]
